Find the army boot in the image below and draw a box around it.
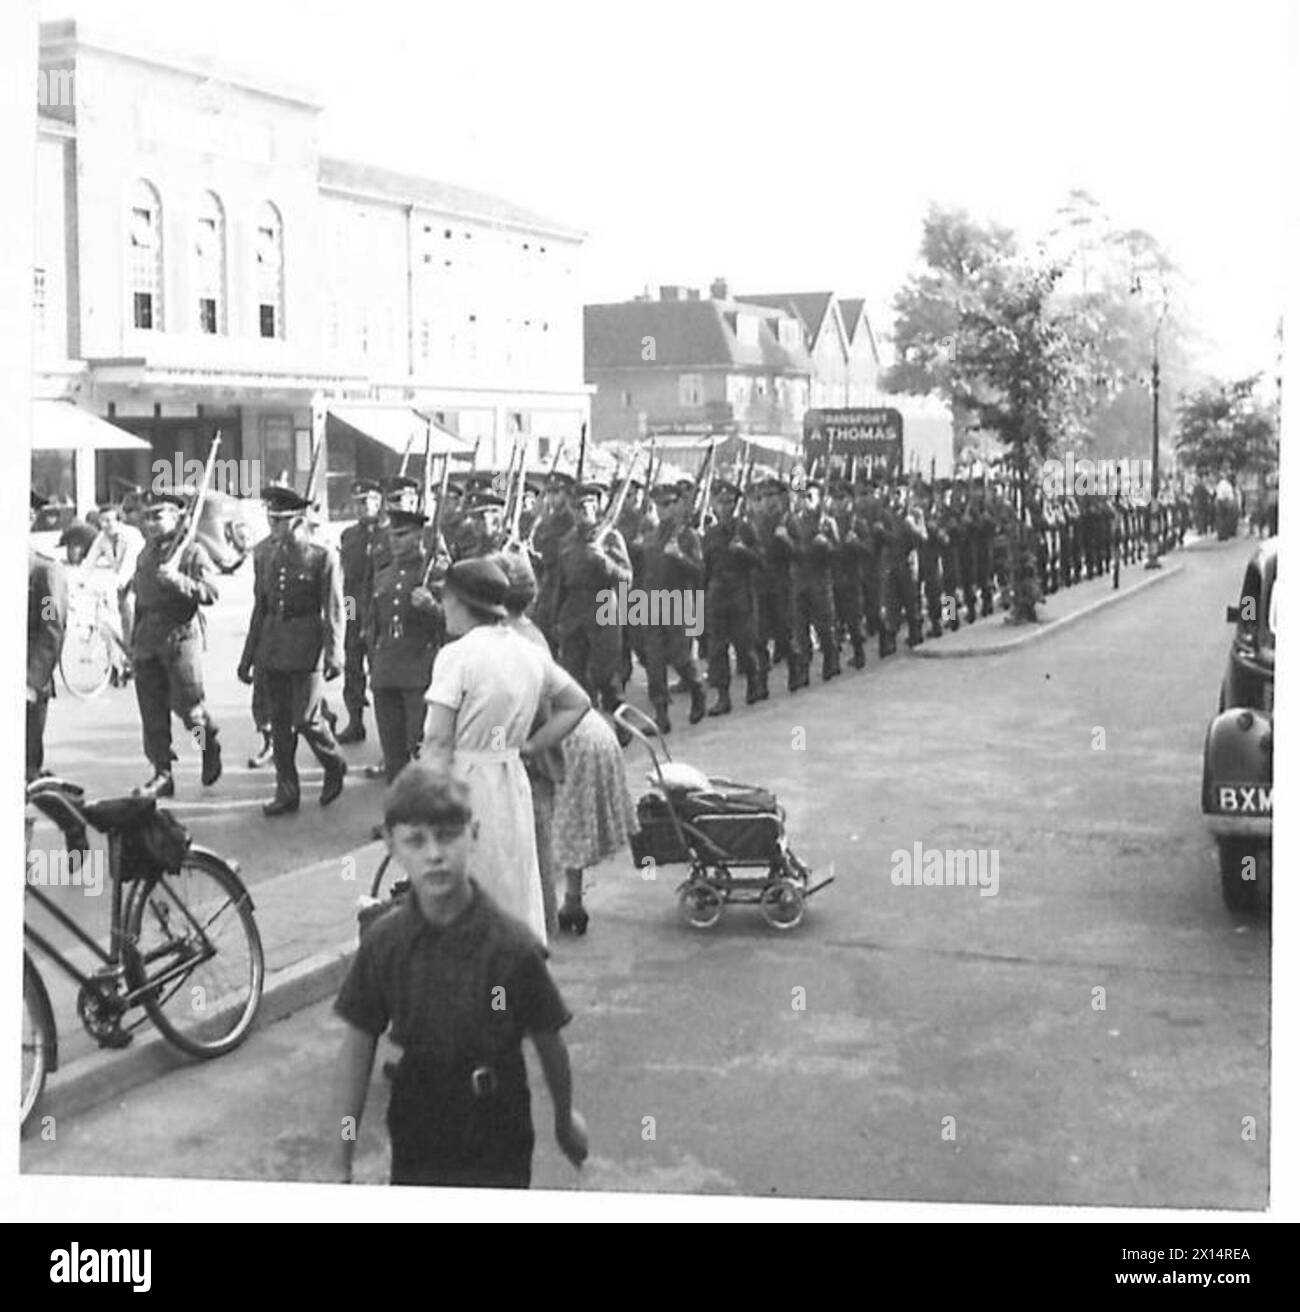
[247,731,273,769]
[851,639,866,669]
[199,726,222,787]
[687,681,708,725]
[707,688,732,717]
[336,713,366,745]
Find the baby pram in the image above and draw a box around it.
[614,704,833,930]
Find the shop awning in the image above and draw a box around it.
[327,405,473,458]
[31,401,151,452]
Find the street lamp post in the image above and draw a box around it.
[1145,298,1169,571]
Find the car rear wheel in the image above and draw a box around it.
[1218,839,1266,915]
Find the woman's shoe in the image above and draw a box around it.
[557,902,589,936]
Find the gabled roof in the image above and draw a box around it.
[318,156,585,241]
[584,300,812,374]
[839,298,866,340]
[735,291,836,345]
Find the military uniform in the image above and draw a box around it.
[130,517,221,792]
[784,492,841,683]
[828,488,869,665]
[917,491,947,640]
[554,511,633,715]
[637,504,707,731]
[240,498,347,814]
[27,543,67,781]
[368,518,444,782]
[531,497,575,651]
[702,487,763,711]
[337,497,386,741]
[752,485,795,676]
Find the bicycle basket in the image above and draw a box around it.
[119,807,192,881]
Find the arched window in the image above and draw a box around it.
[255,201,284,339]
[128,180,163,331]
[195,190,226,334]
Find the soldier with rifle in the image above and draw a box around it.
[128,466,223,799]
[752,476,795,686]
[554,481,634,728]
[783,478,841,685]
[702,477,764,715]
[827,479,869,667]
[636,481,708,733]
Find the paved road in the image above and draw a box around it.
[22,539,1269,1207]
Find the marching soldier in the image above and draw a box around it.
[637,482,708,732]
[617,476,648,689]
[238,486,347,816]
[937,482,966,630]
[783,479,841,685]
[555,481,633,720]
[367,506,446,782]
[27,491,67,782]
[532,471,576,650]
[917,483,947,641]
[702,478,764,714]
[753,477,795,679]
[852,478,883,640]
[827,480,868,667]
[129,487,222,798]
[336,479,386,744]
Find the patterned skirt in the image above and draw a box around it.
[553,711,639,870]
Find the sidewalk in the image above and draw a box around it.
[912,550,1188,659]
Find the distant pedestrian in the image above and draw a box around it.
[331,765,589,1188]
[28,491,67,781]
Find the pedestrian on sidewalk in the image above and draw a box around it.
[331,766,588,1188]
[422,557,590,944]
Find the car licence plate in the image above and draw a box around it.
[1212,784,1273,815]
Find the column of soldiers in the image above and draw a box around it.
[26,456,1198,796]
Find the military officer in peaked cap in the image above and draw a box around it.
[702,477,763,713]
[531,470,577,650]
[128,485,222,797]
[238,485,347,815]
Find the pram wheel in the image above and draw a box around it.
[759,879,805,930]
[678,880,723,930]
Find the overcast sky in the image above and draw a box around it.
[42,0,1293,378]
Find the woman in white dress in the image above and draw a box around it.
[421,558,589,944]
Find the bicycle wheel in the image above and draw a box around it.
[126,848,264,1058]
[22,955,54,1133]
[60,618,113,700]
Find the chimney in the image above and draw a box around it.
[710,277,729,301]
[659,284,686,302]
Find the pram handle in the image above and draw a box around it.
[612,702,674,763]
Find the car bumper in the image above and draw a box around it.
[1204,814,1272,840]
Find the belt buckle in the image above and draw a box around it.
[470,1065,497,1098]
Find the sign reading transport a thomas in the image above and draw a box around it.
[802,407,904,477]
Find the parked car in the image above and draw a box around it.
[1201,539,1275,913]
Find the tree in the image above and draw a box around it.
[1175,376,1278,479]
[881,204,1018,420]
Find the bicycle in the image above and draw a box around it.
[22,775,265,1132]
[59,575,119,700]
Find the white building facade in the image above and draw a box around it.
[32,20,590,513]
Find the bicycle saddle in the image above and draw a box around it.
[82,796,158,833]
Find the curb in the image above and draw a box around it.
[30,939,358,1129]
[912,562,1185,659]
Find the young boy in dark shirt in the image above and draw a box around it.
[331,764,588,1187]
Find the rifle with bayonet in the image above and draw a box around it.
[593,443,643,548]
[169,432,222,568]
